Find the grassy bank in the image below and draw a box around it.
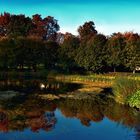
[113,77,140,106]
[0,70,140,109]
[51,73,140,109]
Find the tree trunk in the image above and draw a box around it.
[114,67,116,72]
[20,64,23,71]
[32,64,37,72]
[133,69,135,74]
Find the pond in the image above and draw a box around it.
[0,79,139,140]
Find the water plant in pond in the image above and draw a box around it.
[113,77,140,105]
[126,90,140,109]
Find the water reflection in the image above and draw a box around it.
[28,111,56,132]
[0,110,56,133]
[58,98,140,128]
[0,79,139,140]
[0,79,81,94]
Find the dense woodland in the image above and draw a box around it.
[0,12,140,73]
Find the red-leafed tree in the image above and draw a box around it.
[0,13,33,37]
[31,14,60,41]
[0,12,11,36]
[0,13,60,41]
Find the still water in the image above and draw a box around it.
[0,79,139,140]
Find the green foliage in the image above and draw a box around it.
[58,33,79,72]
[106,33,126,71]
[7,15,33,37]
[0,37,59,71]
[75,34,107,72]
[0,13,140,74]
[43,41,59,69]
[113,77,140,104]
[78,21,97,39]
[123,34,140,72]
[15,37,44,69]
[0,38,16,69]
[126,90,140,108]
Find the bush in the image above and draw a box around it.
[126,90,140,109]
[113,77,140,104]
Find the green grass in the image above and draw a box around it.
[53,74,114,84]
[113,77,140,105]
[0,70,140,109]
[126,90,140,109]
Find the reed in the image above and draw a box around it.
[113,77,140,105]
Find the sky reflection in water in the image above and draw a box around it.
[0,79,139,140]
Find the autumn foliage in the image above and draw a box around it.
[0,12,139,73]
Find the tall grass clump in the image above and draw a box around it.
[113,77,140,105]
[54,74,114,84]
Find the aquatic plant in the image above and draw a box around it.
[126,90,140,109]
[113,77,140,105]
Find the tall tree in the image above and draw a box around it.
[58,33,80,72]
[76,34,107,72]
[78,21,97,43]
[106,33,126,72]
[31,14,60,41]
[0,38,16,69]
[0,12,11,36]
[8,15,33,37]
[0,13,33,37]
[15,37,45,71]
[42,41,59,69]
[0,13,60,41]
[123,32,140,73]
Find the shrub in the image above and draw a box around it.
[126,90,140,109]
[113,77,140,104]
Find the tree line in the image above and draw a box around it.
[0,13,140,73]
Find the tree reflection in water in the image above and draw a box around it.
[0,109,57,133]
[135,123,140,140]
[0,79,139,139]
[0,79,81,95]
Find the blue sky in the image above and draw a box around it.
[0,0,140,35]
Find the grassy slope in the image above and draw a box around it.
[50,72,140,108]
